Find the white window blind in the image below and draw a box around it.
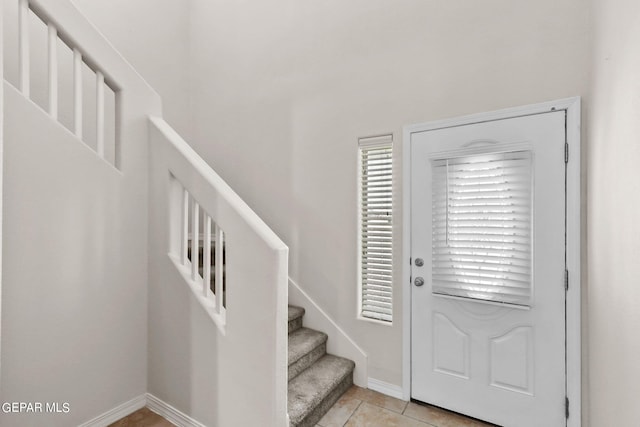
[359,135,393,322]
[431,150,532,306]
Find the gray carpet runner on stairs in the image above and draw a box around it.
[288,305,355,427]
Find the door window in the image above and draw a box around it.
[431,150,532,306]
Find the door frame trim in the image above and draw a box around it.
[0,0,4,384]
[401,97,581,427]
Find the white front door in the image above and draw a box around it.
[410,111,566,427]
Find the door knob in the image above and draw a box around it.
[415,258,424,267]
[414,277,425,287]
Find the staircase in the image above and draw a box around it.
[288,305,355,427]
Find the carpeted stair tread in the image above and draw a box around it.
[288,354,355,427]
[288,305,305,322]
[288,305,305,334]
[288,328,327,380]
[289,328,327,365]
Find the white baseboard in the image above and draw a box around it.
[78,395,146,427]
[368,378,405,400]
[78,393,206,427]
[146,393,207,427]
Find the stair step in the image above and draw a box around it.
[288,305,305,334]
[287,354,355,427]
[288,328,327,380]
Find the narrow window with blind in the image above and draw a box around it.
[431,150,533,306]
[359,135,393,322]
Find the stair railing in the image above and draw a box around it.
[9,0,160,169]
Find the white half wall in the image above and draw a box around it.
[0,83,150,426]
[187,0,590,387]
[147,118,289,427]
[587,0,640,425]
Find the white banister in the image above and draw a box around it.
[215,224,224,311]
[9,0,150,169]
[73,48,82,138]
[96,71,105,157]
[181,188,189,265]
[174,184,228,319]
[203,216,212,298]
[47,23,58,118]
[191,199,200,282]
[18,0,30,96]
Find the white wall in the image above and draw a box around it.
[70,0,192,140]
[0,83,151,426]
[187,0,590,387]
[587,0,640,425]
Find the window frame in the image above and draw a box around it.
[357,134,394,324]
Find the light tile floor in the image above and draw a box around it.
[317,386,496,427]
[113,386,495,427]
